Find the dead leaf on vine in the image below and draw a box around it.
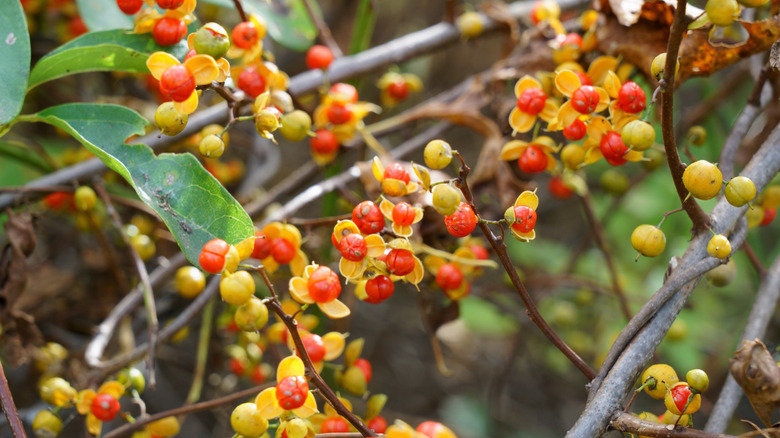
[680,16,780,80]
[769,40,780,71]
[600,0,698,26]
[729,339,780,427]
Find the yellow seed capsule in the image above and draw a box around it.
[724,176,756,207]
[175,266,206,299]
[631,225,666,257]
[561,144,585,169]
[682,160,723,200]
[155,102,188,136]
[457,11,483,38]
[432,184,461,215]
[707,234,731,259]
[424,139,453,170]
[641,364,679,399]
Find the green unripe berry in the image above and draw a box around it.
[666,319,688,341]
[192,23,230,59]
[33,410,63,438]
[686,369,709,392]
[642,148,665,171]
[600,169,629,195]
[230,402,268,438]
[706,259,736,286]
[705,0,740,27]
[279,110,312,142]
[199,134,225,158]
[74,186,97,212]
[651,52,680,80]
[130,234,156,261]
[154,102,188,136]
[424,139,453,169]
[631,224,666,257]
[687,125,707,146]
[707,234,731,259]
[683,160,722,200]
[431,184,461,215]
[234,297,269,331]
[621,120,656,151]
[117,367,146,394]
[457,11,483,38]
[255,108,280,134]
[219,270,255,306]
[661,410,692,426]
[175,266,206,298]
[725,176,756,207]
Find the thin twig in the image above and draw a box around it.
[185,296,215,405]
[95,182,159,389]
[611,411,736,438]
[660,0,710,233]
[579,192,632,321]
[302,0,344,57]
[0,360,25,438]
[258,268,376,437]
[741,241,767,278]
[454,152,596,380]
[231,0,248,23]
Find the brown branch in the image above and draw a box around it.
[258,268,376,437]
[611,411,736,438]
[0,360,25,438]
[660,0,710,233]
[103,383,272,438]
[231,0,248,23]
[453,153,596,380]
[579,192,632,321]
[742,241,767,278]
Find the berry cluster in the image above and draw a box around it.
[632,364,710,429]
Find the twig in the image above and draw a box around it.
[94,182,159,389]
[579,191,632,321]
[231,0,247,23]
[0,360,25,438]
[454,152,596,380]
[704,252,780,433]
[611,411,736,438]
[302,0,344,57]
[258,268,376,437]
[185,296,215,405]
[742,241,767,278]
[103,382,273,438]
[660,0,710,233]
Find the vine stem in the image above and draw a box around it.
[231,0,247,23]
[256,268,376,437]
[452,152,596,380]
[0,359,25,438]
[660,0,710,233]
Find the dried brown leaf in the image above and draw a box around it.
[729,339,780,427]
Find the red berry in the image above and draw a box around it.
[387,80,409,101]
[338,233,367,262]
[570,85,599,114]
[232,22,259,49]
[367,416,387,434]
[563,118,587,141]
[383,163,410,184]
[228,356,247,375]
[385,248,415,276]
[617,81,646,114]
[436,263,463,290]
[575,71,592,86]
[352,201,385,234]
[153,17,187,46]
[417,421,452,438]
[250,364,266,384]
[270,238,296,264]
[91,393,121,422]
[517,87,547,115]
[237,67,266,98]
[364,275,394,303]
[600,131,628,166]
[43,192,74,211]
[321,417,350,433]
[276,376,309,410]
[300,333,326,363]
[761,208,776,226]
[159,64,195,102]
[329,83,358,103]
[353,358,372,382]
[68,16,87,38]
[199,238,230,274]
[561,32,583,48]
[668,383,694,414]
[156,0,183,8]
[252,231,271,259]
[116,0,142,14]
[392,202,417,226]
[548,176,573,199]
[310,129,340,155]
[470,244,489,260]
[518,145,548,174]
[305,44,334,70]
[511,205,537,233]
[326,102,353,125]
[307,266,341,303]
[184,48,197,61]
[444,202,478,237]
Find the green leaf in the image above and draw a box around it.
[32,103,254,268]
[28,30,189,90]
[0,1,31,125]
[75,0,133,32]
[459,296,518,336]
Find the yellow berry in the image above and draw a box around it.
[147,416,181,437]
[706,0,740,27]
[33,410,63,438]
[600,169,629,195]
[725,176,756,207]
[155,102,188,136]
[175,266,206,299]
[219,270,255,306]
[641,364,679,399]
[279,110,312,142]
[424,139,453,170]
[682,160,722,200]
[234,297,269,331]
[457,11,483,38]
[561,144,585,169]
[130,234,156,261]
[631,225,666,257]
[687,126,707,146]
[432,184,461,215]
[199,134,226,158]
[686,369,709,392]
[621,120,656,152]
[760,185,780,209]
[74,186,97,212]
[230,403,268,438]
[746,204,764,229]
[706,259,736,286]
[707,234,731,259]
